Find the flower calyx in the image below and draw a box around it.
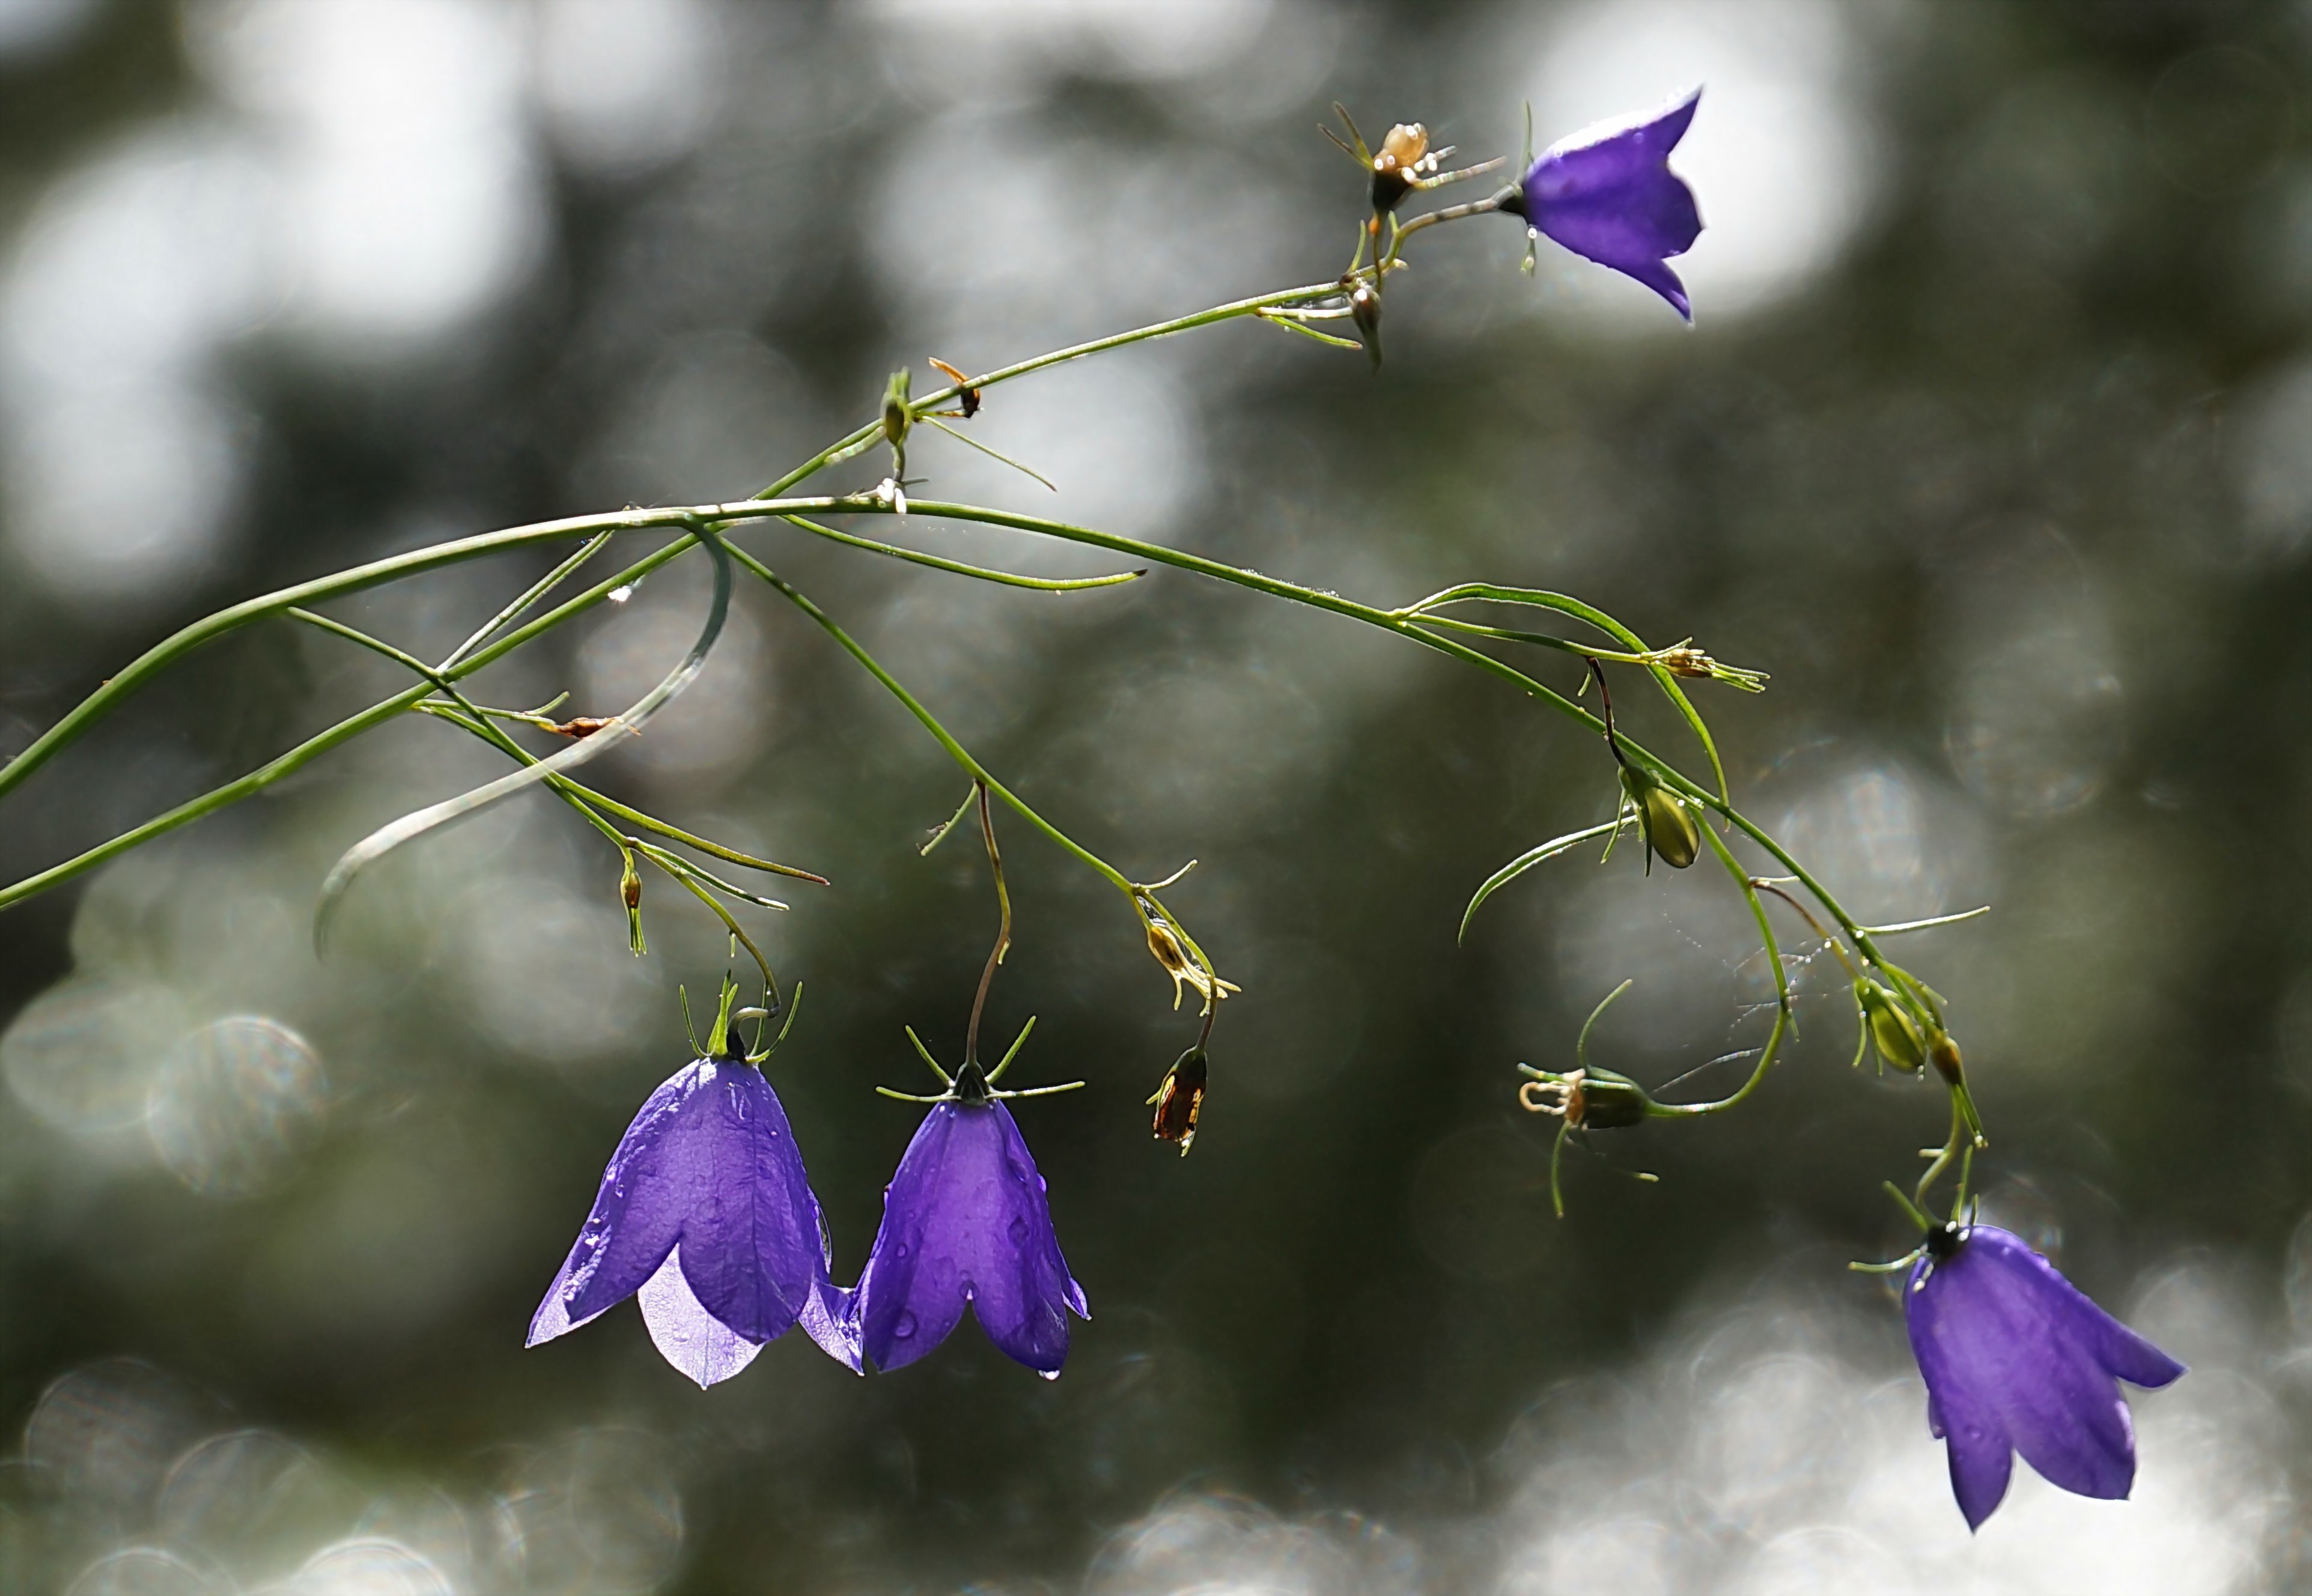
[874,1016,1083,1108]
[1646,640,1771,693]
[1518,1064,1655,1130]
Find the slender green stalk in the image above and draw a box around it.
[0,500,856,809]
[746,280,1348,504]
[0,533,702,911]
[819,497,1890,959]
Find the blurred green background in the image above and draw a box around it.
[2,1,2310,1592]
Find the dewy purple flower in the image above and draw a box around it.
[1506,88,1704,319]
[854,1069,1088,1377]
[1905,1224,2185,1529]
[528,1049,857,1387]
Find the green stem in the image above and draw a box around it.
[857,497,1865,936]
[0,499,865,810]
[0,533,702,912]
[1915,1099,1966,1214]
[746,280,1348,504]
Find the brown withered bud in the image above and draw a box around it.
[546,715,617,740]
[1348,280,1382,371]
[1148,1046,1208,1155]
[1928,1028,1966,1091]
[928,357,980,419]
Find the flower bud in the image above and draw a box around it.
[1574,1066,1653,1129]
[619,854,646,955]
[1348,281,1382,371]
[880,368,913,450]
[1857,980,1926,1072]
[1618,765,1699,870]
[1928,1028,1965,1091]
[1147,1046,1208,1155]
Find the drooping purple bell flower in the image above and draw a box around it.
[1905,1224,2185,1529]
[528,1054,857,1386]
[854,1066,1088,1377]
[1507,88,1703,319]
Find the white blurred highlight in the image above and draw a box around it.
[189,0,542,349]
[1513,0,1877,322]
[1,0,549,607]
[531,0,728,177]
[868,0,1280,90]
[0,0,97,57]
[146,1017,329,1197]
[2231,357,2312,561]
[21,1363,684,1595]
[0,128,271,604]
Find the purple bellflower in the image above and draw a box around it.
[1504,88,1704,320]
[528,1023,856,1388]
[1905,1224,2185,1529]
[854,1046,1088,1377]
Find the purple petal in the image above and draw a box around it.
[669,1063,831,1345]
[801,1279,863,1374]
[1936,1231,2140,1497]
[1905,1227,2185,1526]
[1522,88,1703,319]
[2088,1305,2189,1392]
[639,1246,764,1388]
[527,1064,710,1346]
[1908,1264,2013,1529]
[528,1060,851,1372]
[855,1100,1088,1376]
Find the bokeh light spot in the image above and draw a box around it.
[147,1018,327,1198]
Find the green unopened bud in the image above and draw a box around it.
[619,854,646,956]
[1619,765,1699,870]
[1574,1066,1653,1129]
[1856,980,1926,1072]
[880,368,912,449]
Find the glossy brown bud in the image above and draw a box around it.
[1148,1046,1208,1155]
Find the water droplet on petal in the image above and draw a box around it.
[1007,1216,1029,1247]
[1036,1368,1060,1382]
[892,1242,910,1261]
[892,1311,917,1340]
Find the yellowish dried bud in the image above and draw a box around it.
[1378,122,1430,168]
